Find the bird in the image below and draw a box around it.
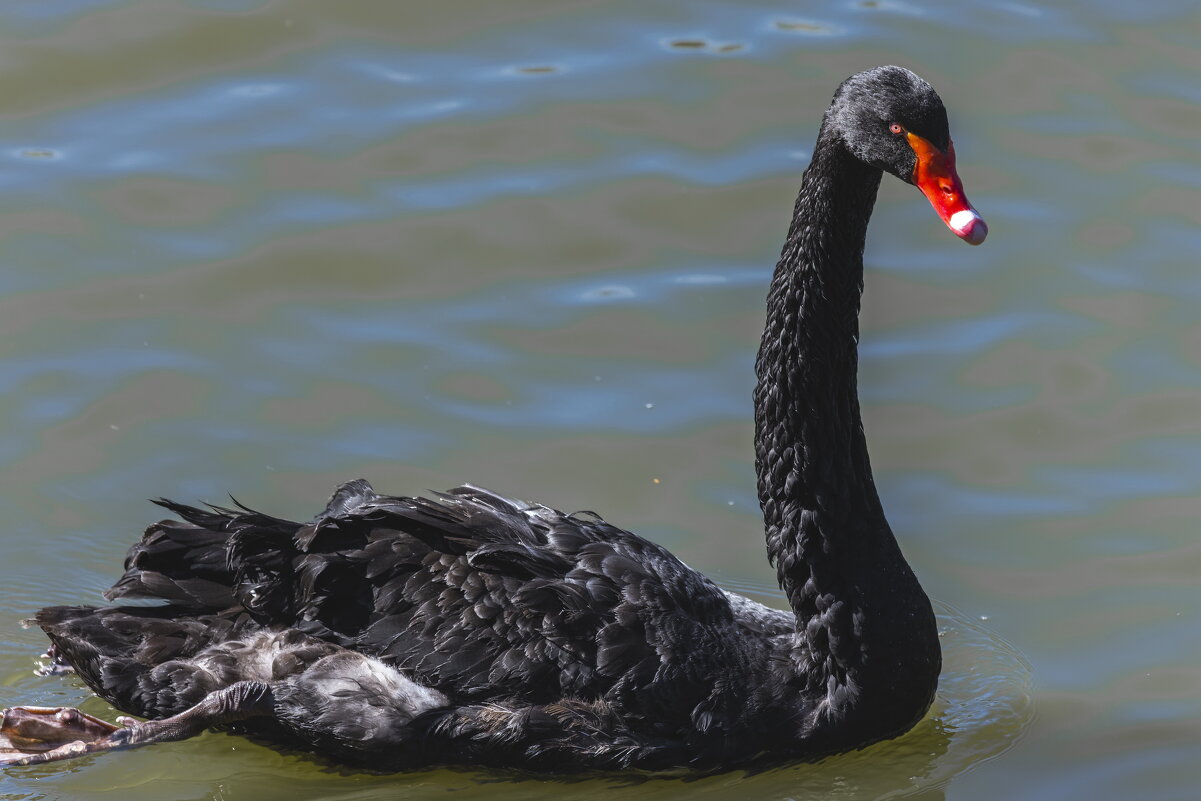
[0,65,986,771]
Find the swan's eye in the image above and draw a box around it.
[889,122,904,134]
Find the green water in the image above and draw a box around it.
[1,1,1198,799]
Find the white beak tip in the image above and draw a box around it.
[949,209,987,245]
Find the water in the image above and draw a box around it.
[0,1,1197,798]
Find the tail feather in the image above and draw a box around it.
[103,518,237,610]
[104,490,322,615]
[102,481,386,633]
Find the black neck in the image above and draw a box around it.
[755,122,886,594]
[754,121,939,736]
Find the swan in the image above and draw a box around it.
[0,65,986,771]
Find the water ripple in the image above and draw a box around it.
[862,310,1094,359]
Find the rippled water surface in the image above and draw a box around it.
[1,2,1199,799]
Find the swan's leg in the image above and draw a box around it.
[0,680,272,766]
[0,705,119,762]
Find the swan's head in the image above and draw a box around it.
[828,66,987,245]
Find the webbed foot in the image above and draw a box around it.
[0,706,121,766]
[1,681,275,767]
[35,644,76,677]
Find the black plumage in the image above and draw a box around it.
[3,66,983,771]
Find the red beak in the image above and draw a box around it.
[906,131,987,245]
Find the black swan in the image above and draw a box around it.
[0,66,985,771]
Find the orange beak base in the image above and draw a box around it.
[906,132,987,245]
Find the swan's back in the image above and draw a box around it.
[33,480,797,768]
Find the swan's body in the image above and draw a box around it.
[1,66,985,771]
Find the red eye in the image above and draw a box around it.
[889,122,904,134]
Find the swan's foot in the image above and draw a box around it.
[0,706,120,765]
[35,646,75,677]
[0,681,275,767]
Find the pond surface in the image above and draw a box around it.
[1,2,1199,799]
